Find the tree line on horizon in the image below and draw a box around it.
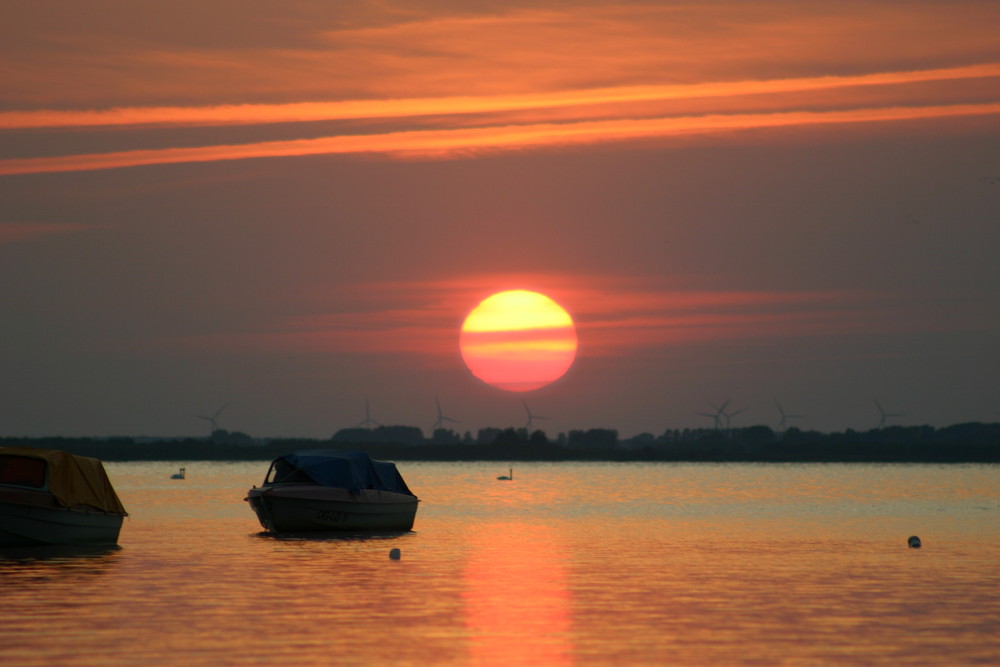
[2,420,998,463]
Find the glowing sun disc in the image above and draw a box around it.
[460,290,578,392]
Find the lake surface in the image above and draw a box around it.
[1,461,998,666]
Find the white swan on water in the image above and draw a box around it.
[497,468,512,481]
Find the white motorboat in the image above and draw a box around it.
[245,450,418,533]
[0,447,128,547]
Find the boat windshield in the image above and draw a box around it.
[0,454,47,489]
[264,458,313,485]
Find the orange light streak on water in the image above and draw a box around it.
[2,462,999,665]
[463,523,571,667]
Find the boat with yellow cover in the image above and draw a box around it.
[0,447,128,546]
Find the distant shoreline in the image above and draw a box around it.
[2,427,999,464]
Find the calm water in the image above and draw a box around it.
[1,461,998,666]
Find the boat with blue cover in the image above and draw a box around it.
[245,450,419,532]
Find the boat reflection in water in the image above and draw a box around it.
[464,522,572,666]
[245,450,418,533]
[0,447,128,547]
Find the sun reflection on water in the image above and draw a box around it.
[463,522,571,666]
[0,461,997,665]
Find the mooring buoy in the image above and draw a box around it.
[389,548,401,560]
[908,536,921,548]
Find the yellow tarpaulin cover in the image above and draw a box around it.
[0,447,127,515]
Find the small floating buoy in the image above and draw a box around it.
[908,536,921,548]
[389,548,401,560]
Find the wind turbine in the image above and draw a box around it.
[195,403,227,436]
[696,410,721,430]
[431,397,460,432]
[357,399,381,430]
[721,403,748,434]
[774,399,802,431]
[697,399,730,431]
[874,398,904,429]
[522,399,548,432]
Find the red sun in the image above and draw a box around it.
[459,290,578,392]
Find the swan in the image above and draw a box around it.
[170,467,186,480]
[497,468,512,481]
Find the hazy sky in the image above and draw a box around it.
[2,1,998,438]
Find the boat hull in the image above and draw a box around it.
[0,502,125,547]
[246,486,418,532]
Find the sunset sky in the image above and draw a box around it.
[2,1,998,438]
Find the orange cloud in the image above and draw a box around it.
[3,101,998,176]
[306,4,1000,98]
[3,64,998,130]
[578,310,891,352]
[6,2,999,110]
[4,3,998,177]
[156,275,889,363]
[460,326,578,392]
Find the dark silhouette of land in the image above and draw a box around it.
[3,422,999,463]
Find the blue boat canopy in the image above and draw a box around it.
[266,450,414,496]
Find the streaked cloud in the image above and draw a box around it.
[160,275,888,360]
[5,3,998,107]
[3,2,998,176]
[3,100,999,176]
[4,64,998,130]
[3,2,1000,436]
